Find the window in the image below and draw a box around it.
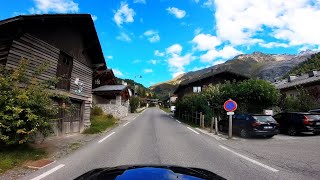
[193,86,201,93]
[56,52,73,91]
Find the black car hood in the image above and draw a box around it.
[75,165,225,180]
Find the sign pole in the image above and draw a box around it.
[224,99,237,140]
[228,114,232,139]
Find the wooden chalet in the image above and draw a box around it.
[174,70,249,99]
[0,14,113,135]
[92,70,131,118]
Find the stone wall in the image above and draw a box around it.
[93,95,129,119]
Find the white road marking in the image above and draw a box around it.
[171,116,174,119]
[187,127,200,134]
[176,120,181,124]
[98,132,115,143]
[30,164,65,180]
[123,122,130,126]
[219,145,279,172]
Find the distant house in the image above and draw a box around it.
[0,14,114,135]
[273,71,320,102]
[91,68,130,118]
[174,70,249,99]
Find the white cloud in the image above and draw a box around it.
[113,69,123,77]
[172,71,185,78]
[134,0,146,4]
[203,0,214,8]
[106,55,113,60]
[30,0,79,13]
[166,7,186,19]
[154,50,165,57]
[194,27,202,35]
[192,33,222,51]
[148,59,157,65]
[132,59,141,64]
[214,0,320,46]
[200,46,242,62]
[166,44,195,78]
[259,42,289,48]
[91,15,98,21]
[116,32,132,42]
[143,30,160,43]
[114,2,135,27]
[212,60,226,66]
[193,0,200,3]
[166,44,182,55]
[144,69,153,73]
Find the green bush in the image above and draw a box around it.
[91,106,104,116]
[83,115,116,134]
[280,87,319,112]
[106,114,113,119]
[176,79,281,125]
[130,96,140,113]
[0,59,69,145]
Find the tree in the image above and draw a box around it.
[0,59,69,145]
[236,79,280,113]
[129,96,140,113]
[281,86,319,112]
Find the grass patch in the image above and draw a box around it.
[68,142,82,151]
[0,144,47,174]
[83,114,117,134]
[136,107,146,113]
[160,106,171,113]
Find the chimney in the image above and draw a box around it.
[308,71,318,77]
[288,75,296,82]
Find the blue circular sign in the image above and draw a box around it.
[224,99,237,112]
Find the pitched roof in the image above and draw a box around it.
[92,85,127,92]
[273,71,320,89]
[180,70,249,86]
[0,14,106,68]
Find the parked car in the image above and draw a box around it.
[170,106,176,113]
[273,112,320,136]
[218,114,279,138]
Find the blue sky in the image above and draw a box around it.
[1,0,320,87]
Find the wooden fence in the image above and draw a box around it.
[177,110,219,134]
[178,110,205,128]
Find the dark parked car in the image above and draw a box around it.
[218,114,279,138]
[273,112,320,136]
[309,109,320,113]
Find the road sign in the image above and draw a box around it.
[224,99,237,112]
[227,112,234,115]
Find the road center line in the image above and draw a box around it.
[187,127,200,134]
[176,120,181,123]
[219,145,279,172]
[98,132,115,143]
[123,122,130,126]
[30,164,65,180]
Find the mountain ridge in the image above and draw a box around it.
[150,51,317,99]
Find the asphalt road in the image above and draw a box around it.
[22,108,318,180]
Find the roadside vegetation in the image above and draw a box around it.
[0,144,46,174]
[175,79,319,126]
[83,106,117,134]
[130,96,140,113]
[160,106,170,113]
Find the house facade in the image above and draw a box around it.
[273,71,320,102]
[174,70,249,99]
[91,69,130,118]
[0,14,111,135]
